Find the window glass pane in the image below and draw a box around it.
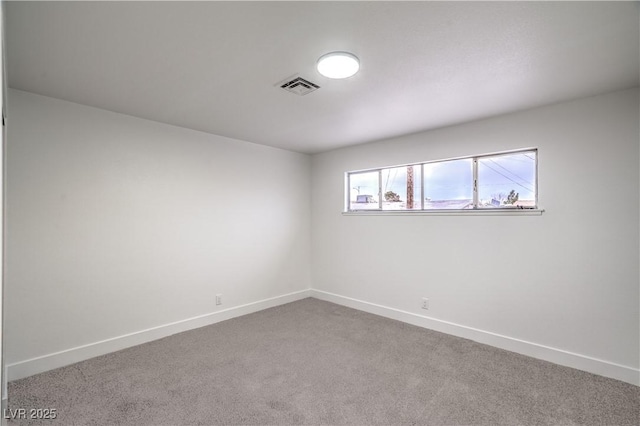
[477,151,536,208]
[423,159,473,209]
[381,165,422,210]
[349,171,380,210]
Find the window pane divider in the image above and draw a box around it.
[378,169,383,211]
[420,163,425,210]
[472,158,478,209]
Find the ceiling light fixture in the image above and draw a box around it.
[316,51,360,79]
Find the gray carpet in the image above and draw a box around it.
[7,298,639,425]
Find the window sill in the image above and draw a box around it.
[342,208,545,216]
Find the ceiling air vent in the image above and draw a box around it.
[276,75,320,96]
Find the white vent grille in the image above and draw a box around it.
[276,75,320,96]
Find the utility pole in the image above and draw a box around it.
[406,166,414,209]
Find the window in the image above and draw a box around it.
[476,151,537,208]
[346,149,537,212]
[349,171,380,210]
[424,158,473,209]
[381,165,421,210]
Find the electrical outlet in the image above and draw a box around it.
[216,294,222,306]
[421,297,429,310]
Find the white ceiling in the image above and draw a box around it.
[6,1,639,154]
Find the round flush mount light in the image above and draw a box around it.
[317,51,360,79]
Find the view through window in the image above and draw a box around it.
[347,149,537,211]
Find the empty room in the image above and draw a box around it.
[0,1,638,425]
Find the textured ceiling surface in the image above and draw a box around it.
[6,1,639,154]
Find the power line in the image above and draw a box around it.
[488,159,533,190]
[480,162,534,193]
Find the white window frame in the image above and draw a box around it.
[344,148,543,215]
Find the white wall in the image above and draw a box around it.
[4,87,639,386]
[311,88,640,384]
[5,89,311,373]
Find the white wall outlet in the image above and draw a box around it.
[216,294,222,306]
[421,297,429,310]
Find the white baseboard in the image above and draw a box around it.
[311,289,640,387]
[7,288,638,387]
[6,289,311,382]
